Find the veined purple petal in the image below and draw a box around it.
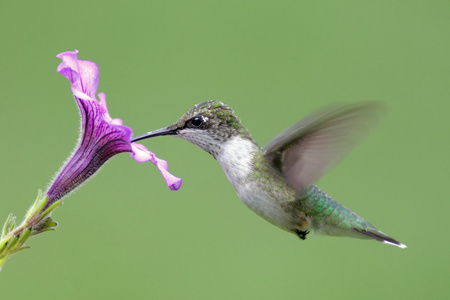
[98,93,123,125]
[45,94,133,206]
[45,51,133,208]
[45,50,182,209]
[56,50,98,99]
[131,143,182,190]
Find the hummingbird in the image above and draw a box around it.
[132,100,406,248]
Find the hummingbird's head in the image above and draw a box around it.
[132,101,253,158]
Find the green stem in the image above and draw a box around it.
[0,191,61,271]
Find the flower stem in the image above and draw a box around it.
[0,190,61,271]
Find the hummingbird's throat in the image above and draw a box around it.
[215,136,258,184]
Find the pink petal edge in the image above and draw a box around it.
[131,143,182,190]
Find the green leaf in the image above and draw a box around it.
[0,236,13,253]
[38,200,62,221]
[32,228,56,235]
[5,236,19,250]
[8,246,31,255]
[40,218,58,229]
[34,194,49,215]
[25,190,42,220]
[1,214,15,237]
[0,255,10,271]
[45,221,58,228]
[17,228,32,245]
[31,218,58,235]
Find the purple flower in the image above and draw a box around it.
[44,50,181,207]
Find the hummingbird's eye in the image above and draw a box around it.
[190,116,204,128]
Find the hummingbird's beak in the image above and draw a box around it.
[131,127,177,143]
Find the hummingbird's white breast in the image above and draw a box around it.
[215,136,256,185]
[215,136,296,231]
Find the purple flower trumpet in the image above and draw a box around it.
[1,50,183,270]
[45,50,181,207]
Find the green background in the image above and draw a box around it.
[1,1,448,299]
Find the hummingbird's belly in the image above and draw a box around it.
[234,181,308,233]
[216,137,309,232]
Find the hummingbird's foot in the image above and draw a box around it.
[294,229,310,240]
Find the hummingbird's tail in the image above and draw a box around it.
[303,185,407,248]
[353,228,406,248]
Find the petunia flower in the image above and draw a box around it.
[0,50,183,269]
[44,50,181,208]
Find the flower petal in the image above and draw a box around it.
[131,143,182,190]
[98,93,123,125]
[45,51,134,207]
[130,143,154,163]
[57,50,98,99]
[155,161,183,191]
[46,50,182,208]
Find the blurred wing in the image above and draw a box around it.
[264,102,386,191]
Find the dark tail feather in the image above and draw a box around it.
[353,229,407,249]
